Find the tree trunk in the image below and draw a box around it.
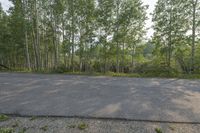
[62,14,66,68]
[53,23,58,69]
[168,3,173,68]
[31,31,36,70]
[71,0,75,72]
[25,31,31,70]
[116,0,120,73]
[33,0,40,71]
[131,44,136,72]
[122,38,125,73]
[191,0,198,73]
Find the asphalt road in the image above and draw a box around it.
[0,73,200,123]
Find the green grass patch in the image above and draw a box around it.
[0,115,9,122]
[78,123,88,130]
[0,128,14,133]
[155,128,163,133]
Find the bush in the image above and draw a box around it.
[134,62,180,77]
[52,65,67,73]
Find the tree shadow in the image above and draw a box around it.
[0,73,200,123]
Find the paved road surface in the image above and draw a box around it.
[0,73,200,123]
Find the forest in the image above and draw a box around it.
[0,0,200,77]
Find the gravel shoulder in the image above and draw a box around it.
[0,116,200,133]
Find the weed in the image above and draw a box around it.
[12,122,19,128]
[40,125,48,132]
[68,124,76,129]
[29,116,37,121]
[169,125,175,131]
[18,127,27,133]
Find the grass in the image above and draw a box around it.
[0,128,14,133]
[2,69,200,79]
[0,115,9,122]
[65,71,200,79]
[78,123,88,130]
[40,125,48,132]
[155,128,163,133]
[67,123,88,130]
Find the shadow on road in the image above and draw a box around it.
[0,73,200,123]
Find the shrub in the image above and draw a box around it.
[134,61,180,78]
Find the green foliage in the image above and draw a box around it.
[0,0,147,74]
[180,74,200,79]
[0,0,200,77]
[152,0,200,74]
[53,65,67,73]
[134,59,180,78]
[0,115,9,122]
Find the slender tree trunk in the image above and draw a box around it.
[22,0,31,70]
[53,22,57,69]
[103,37,107,73]
[168,4,172,68]
[71,0,75,72]
[116,0,120,73]
[131,44,136,72]
[44,40,48,69]
[31,30,37,70]
[122,38,125,73]
[62,14,66,68]
[67,32,71,70]
[79,26,84,72]
[191,0,198,73]
[79,41,83,72]
[36,3,40,70]
[56,18,60,68]
[33,0,40,70]
[25,31,31,70]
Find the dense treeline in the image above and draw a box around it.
[152,0,200,74]
[0,0,200,75]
